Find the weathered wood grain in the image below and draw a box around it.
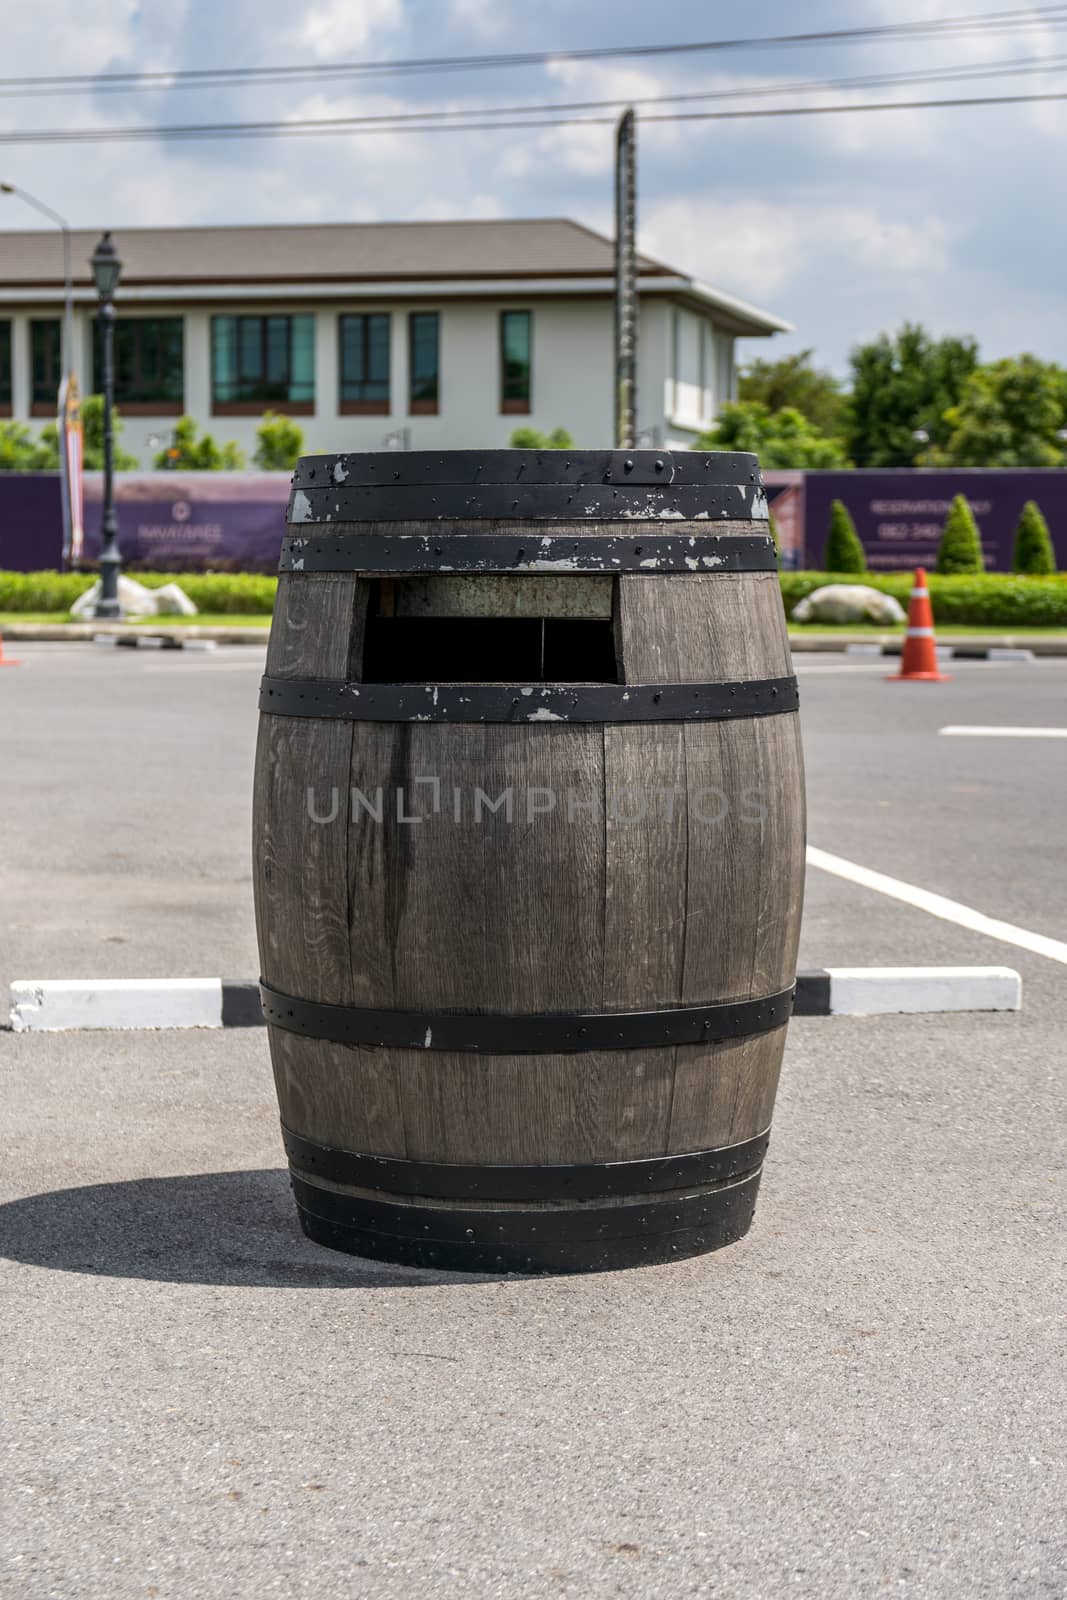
[265,572,367,681]
[269,1028,405,1156]
[617,571,791,683]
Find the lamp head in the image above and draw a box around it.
[90,230,122,301]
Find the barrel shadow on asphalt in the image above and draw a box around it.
[0,1169,500,1289]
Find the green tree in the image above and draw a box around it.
[696,401,849,469]
[768,510,781,564]
[936,494,985,574]
[254,412,305,471]
[1012,500,1057,574]
[739,347,844,438]
[823,499,867,573]
[508,426,575,448]
[0,419,56,470]
[922,356,1067,468]
[155,415,245,470]
[846,323,978,467]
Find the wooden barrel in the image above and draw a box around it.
[253,449,805,1274]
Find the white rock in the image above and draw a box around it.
[151,582,198,616]
[70,575,197,618]
[792,584,907,625]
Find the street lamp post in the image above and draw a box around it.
[90,232,123,620]
[0,182,73,380]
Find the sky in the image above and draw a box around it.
[0,0,1062,377]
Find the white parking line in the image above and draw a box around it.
[806,846,1067,966]
[939,725,1067,738]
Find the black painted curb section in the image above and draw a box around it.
[791,971,832,1016]
[220,980,265,1028]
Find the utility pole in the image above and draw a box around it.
[614,108,637,450]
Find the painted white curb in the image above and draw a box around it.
[9,978,224,1032]
[825,966,1021,1016]
[5,971,1022,1031]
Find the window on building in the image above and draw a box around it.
[671,307,713,427]
[94,317,184,412]
[408,312,439,415]
[500,310,531,414]
[30,318,62,414]
[211,314,315,413]
[0,321,11,415]
[338,313,391,414]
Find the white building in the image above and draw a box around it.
[0,218,791,467]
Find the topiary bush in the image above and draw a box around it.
[937,494,985,574]
[823,499,867,573]
[254,412,305,471]
[1012,500,1057,574]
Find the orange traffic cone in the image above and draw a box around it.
[0,631,19,667]
[888,567,949,682]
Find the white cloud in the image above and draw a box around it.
[640,197,955,302]
[444,0,505,35]
[298,0,405,59]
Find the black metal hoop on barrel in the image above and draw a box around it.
[258,676,800,724]
[278,531,778,574]
[259,981,796,1054]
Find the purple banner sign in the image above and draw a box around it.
[3,467,1066,575]
[0,475,63,572]
[81,472,290,572]
[803,470,1067,573]
[0,472,290,573]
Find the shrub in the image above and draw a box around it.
[823,499,867,573]
[2,396,139,472]
[155,416,245,471]
[768,511,781,564]
[508,426,575,449]
[0,571,97,610]
[0,570,277,615]
[1012,500,1056,575]
[778,571,1067,628]
[38,395,139,471]
[6,568,1067,628]
[937,494,985,574]
[254,412,305,471]
[0,419,56,471]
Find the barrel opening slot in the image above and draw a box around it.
[361,577,621,684]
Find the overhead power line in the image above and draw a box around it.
[2,86,1067,145]
[7,48,1063,139]
[0,5,1066,96]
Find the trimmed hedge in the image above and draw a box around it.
[3,569,1067,627]
[0,570,278,615]
[779,571,1067,627]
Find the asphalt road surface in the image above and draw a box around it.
[1,644,1064,1600]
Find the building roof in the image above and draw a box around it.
[0,217,791,335]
